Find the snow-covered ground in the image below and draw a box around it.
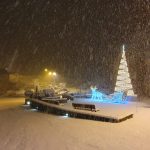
[0,97,150,150]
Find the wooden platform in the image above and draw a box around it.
[26,98,134,123]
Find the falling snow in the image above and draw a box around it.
[0,0,149,96]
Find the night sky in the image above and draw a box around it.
[0,0,149,88]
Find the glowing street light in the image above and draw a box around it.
[44,68,48,72]
[48,72,52,75]
[53,72,57,76]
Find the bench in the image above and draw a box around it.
[72,103,98,112]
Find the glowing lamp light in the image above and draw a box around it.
[44,68,48,72]
[64,113,69,118]
[53,72,56,76]
[27,101,31,105]
[60,113,69,119]
[48,72,52,75]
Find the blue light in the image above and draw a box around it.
[91,88,127,104]
[91,87,103,101]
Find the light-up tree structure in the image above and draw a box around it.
[91,45,134,103]
[115,45,134,96]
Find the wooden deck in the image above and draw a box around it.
[26,98,134,123]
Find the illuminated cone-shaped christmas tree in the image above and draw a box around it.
[115,45,134,96]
